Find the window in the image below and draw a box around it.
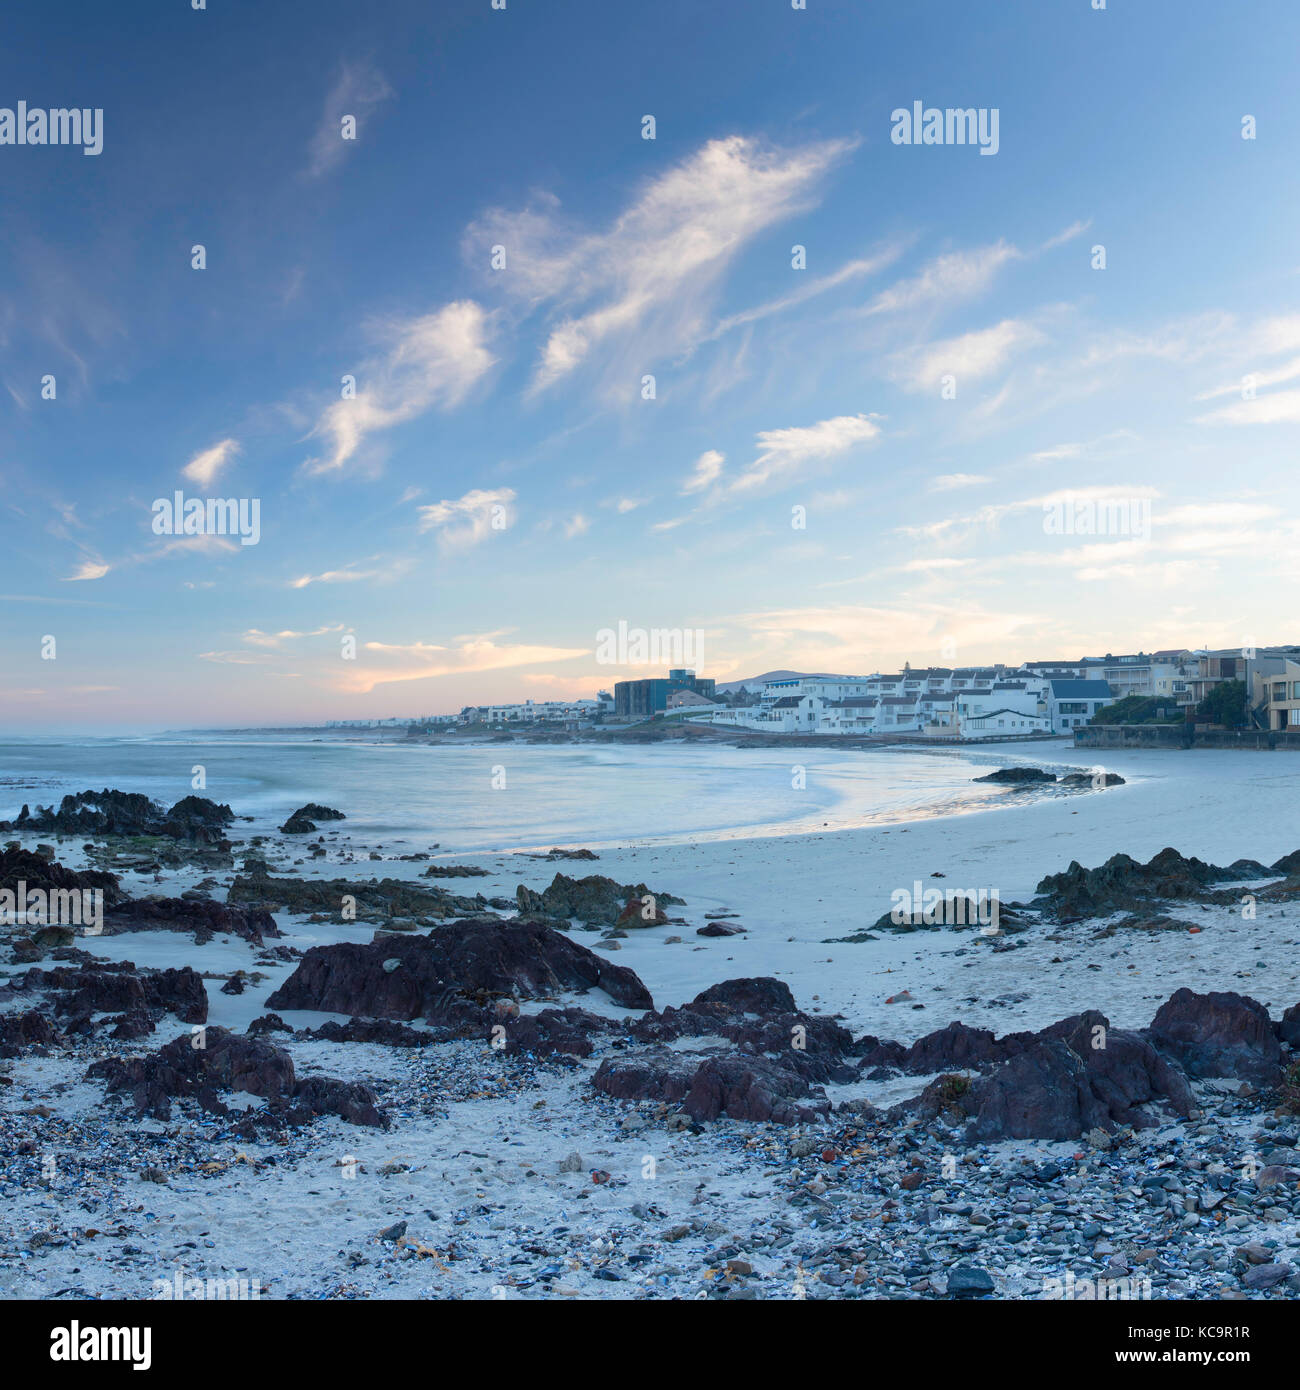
[1291,709,1300,726]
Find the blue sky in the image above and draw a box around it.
[3,0,1299,729]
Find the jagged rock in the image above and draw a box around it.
[1033,847,1261,920]
[266,917,654,1019]
[289,803,346,822]
[1041,1010,1194,1125]
[228,862,485,923]
[1278,1002,1300,1049]
[280,815,316,835]
[290,1075,386,1128]
[959,1040,1107,1142]
[16,961,207,1025]
[897,1021,1031,1075]
[299,1017,428,1047]
[0,1008,63,1057]
[591,1050,696,1106]
[696,923,745,936]
[103,895,279,945]
[499,1006,617,1058]
[246,1013,294,1036]
[421,864,490,878]
[973,767,1056,784]
[87,1025,385,1127]
[1059,772,1126,786]
[1,790,233,846]
[681,1056,831,1125]
[0,846,126,908]
[514,873,684,927]
[1147,988,1284,1087]
[888,1009,1193,1140]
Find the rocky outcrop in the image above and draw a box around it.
[973,767,1056,784]
[1,790,234,845]
[592,1049,832,1124]
[1146,988,1283,1087]
[887,1007,1195,1141]
[87,1026,386,1127]
[14,960,208,1028]
[228,862,486,923]
[103,895,279,945]
[0,1008,64,1057]
[514,873,684,926]
[694,977,796,1015]
[0,846,126,908]
[1033,847,1261,920]
[266,917,654,1020]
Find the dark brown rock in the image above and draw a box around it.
[1147,988,1283,1086]
[265,917,654,1019]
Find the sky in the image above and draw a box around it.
[3,0,1300,731]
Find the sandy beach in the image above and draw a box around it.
[4,739,1300,1302]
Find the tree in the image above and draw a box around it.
[1089,695,1179,725]
[1195,678,1247,728]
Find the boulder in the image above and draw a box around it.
[514,873,684,926]
[103,895,279,945]
[1147,988,1283,1087]
[87,1025,386,1127]
[266,917,654,1019]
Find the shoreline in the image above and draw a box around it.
[4,744,1300,1301]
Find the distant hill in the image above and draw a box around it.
[713,670,864,694]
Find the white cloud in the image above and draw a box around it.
[305,61,393,179]
[731,414,882,493]
[929,472,990,492]
[1195,389,1300,427]
[182,437,240,488]
[62,558,109,581]
[340,636,590,693]
[417,486,516,548]
[470,135,852,394]
[304,301,495,475]
[861,241,1022,318]
[681,449,725,495]
[901,318,1044,392]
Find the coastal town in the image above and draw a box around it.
[322,645,1300,744]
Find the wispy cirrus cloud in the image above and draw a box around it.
[303,301,495,476]
[339,634,590,693]
[468,134,853,396]
[305,60,393,179]
[417,486,516,549]
[680,449,725,495]
[730,413,882,493]
[182,437,240,488]
[898,318,1044,392]
[859,240,1022,319]
[929,472,990,491]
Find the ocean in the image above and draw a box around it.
[0,733,1076,854]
